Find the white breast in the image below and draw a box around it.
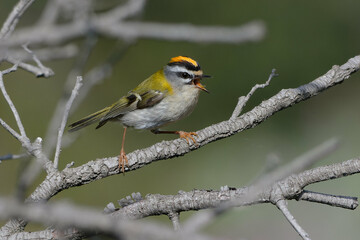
[121,86,200,130]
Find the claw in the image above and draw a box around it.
[177,131,198,146]
[118,149,129,173]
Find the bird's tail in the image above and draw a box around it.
[68,107,110,132]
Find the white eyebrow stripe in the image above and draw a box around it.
[167,65,193,74]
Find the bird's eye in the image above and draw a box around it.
[178,72,191,79]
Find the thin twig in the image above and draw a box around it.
[1,44,78,62]
[0,0,35,39]
[168,212,181,231]
[0,68,29,143]
[43,33,98,156]
[0,153,27,162]
[21,44,54,77]
[276,199,311,240]
[0,118,22,141]
[231,68,278,119]
[297,190,358,210]
[54,76,83,169]
[5,57,54,77]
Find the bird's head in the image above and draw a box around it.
[163,56,210,93]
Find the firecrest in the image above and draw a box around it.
[69,56,210,172]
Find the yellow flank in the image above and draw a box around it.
[134,70,174,95]
[169,56,198,67]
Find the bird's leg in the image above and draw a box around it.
[151,129,198,145]
[119,127,129,173]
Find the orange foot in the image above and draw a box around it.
[177,131,198,145]
[118,149,129,173]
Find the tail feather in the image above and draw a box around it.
[68,107,110,132]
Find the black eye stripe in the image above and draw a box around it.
[177,72,192,79]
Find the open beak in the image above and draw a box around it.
[193,75,210,93]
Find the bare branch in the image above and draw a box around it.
[96,20,266,43]
[5,57,54,77]
[0,44,78,62]
[276,199,311,240]
[297,190,358,210]
[0,0,35,39]
[0,197,216,240]
[54,76,83,168]
[21,44,54,77]
[0,153,27,162]
[0,118,22,142]
[44,34,99,156]
[0,68,29,144]
[1,19,266,47]
[231,68,278,119]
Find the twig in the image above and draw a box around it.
[276,199,311,240]
[54,76,83,169]
[0,118,22,142]
[0,153,27,162]
[0,0,35,39]
[21,44,54,77]
[0,44,78,62]
[1,64,18,75]
[168,211,181,231]
[5,57,54,77]
[43,33,98,156]
[0,67,29,144]
[231,68,278,119]
[296,190,358,210]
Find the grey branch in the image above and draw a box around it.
[276,199,311,240]
[296,190,358,210]
[0,0,35,39]
[0,44,78,62]
[53,76,83,168]
[59,156,360,239]
[21,44,54,77]
[0,66,29,144]
[0,197,216,240]
[1,13,266,47]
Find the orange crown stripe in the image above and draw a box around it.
[169,56,198,67]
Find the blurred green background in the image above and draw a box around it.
[1,0,360,239]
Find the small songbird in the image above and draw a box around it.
[69,56,210,172]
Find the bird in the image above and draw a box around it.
[68,56,210,172]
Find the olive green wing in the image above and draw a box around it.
[96,89,165,128]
